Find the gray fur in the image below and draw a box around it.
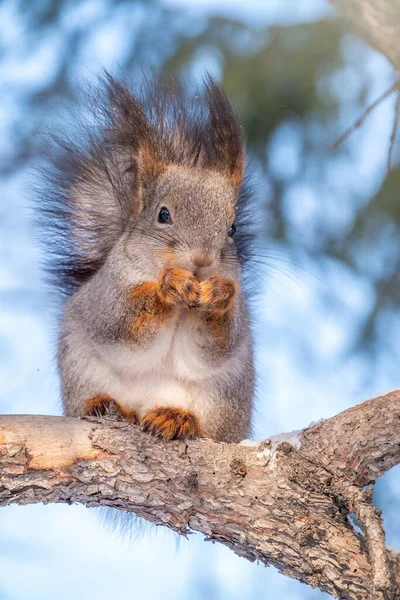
[60,165,255,442]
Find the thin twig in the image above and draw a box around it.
[387,90,400,174]
[331,78,400,151]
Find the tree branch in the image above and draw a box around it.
[328,0,400,157]
[329,0,400,72]
[1,390,400,598]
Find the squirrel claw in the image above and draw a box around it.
[84,396,139,423]
[188,300,200,309]
[85,396,115,417]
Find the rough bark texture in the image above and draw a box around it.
[1,390,400,599]
[330,0,400,71]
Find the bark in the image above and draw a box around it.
[1,390,400,599]
[330,0,400,71]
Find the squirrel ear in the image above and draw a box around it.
[229,151,245,189]
[130,145,166,213]
[138,145,166,182]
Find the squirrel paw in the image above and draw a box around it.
[198,276,238,314]
[141,407,204,440]
[84,396,139,423]
[159,268,200,308]
[85,396,114,417]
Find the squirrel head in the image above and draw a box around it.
[128,161,241,279]
[40,73,254,294]
[118,75,245,278]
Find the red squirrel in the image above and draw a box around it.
[39,74,255,443]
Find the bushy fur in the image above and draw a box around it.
[36,71,256,454]
[37,74,254,297]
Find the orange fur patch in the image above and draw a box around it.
[128,281,162,308]
[158,249,179,265]
[158,268,200,308]
[198,276,238,315]
[141,407,204,440]
[203,313,231,353]
[230,158,245,188]
[126,281,170,339]
[139,146,165,179]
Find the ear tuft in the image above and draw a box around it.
[204,76,245,188]
[37,71,249,297]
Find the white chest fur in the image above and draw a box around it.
[91,313,215,415]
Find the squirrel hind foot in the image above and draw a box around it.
[85,395,115,417]
[84,396,140,424]
[141,407,204,440]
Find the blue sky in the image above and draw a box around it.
[1,0,399,598]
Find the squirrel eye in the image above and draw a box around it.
[158,207,172,224]
[228,222,236,237]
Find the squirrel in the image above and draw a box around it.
[39,73,255,443]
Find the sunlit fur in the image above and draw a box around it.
[37,72,256,445]
[37,73,255,297]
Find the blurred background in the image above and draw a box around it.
[1,0,400,598]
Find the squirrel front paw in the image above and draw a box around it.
[158,268,200,308]
[141,407,204,440]
[198,276,238,315]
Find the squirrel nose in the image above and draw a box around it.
[190,251,214,268]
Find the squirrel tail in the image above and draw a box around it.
[96,507,180,546]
